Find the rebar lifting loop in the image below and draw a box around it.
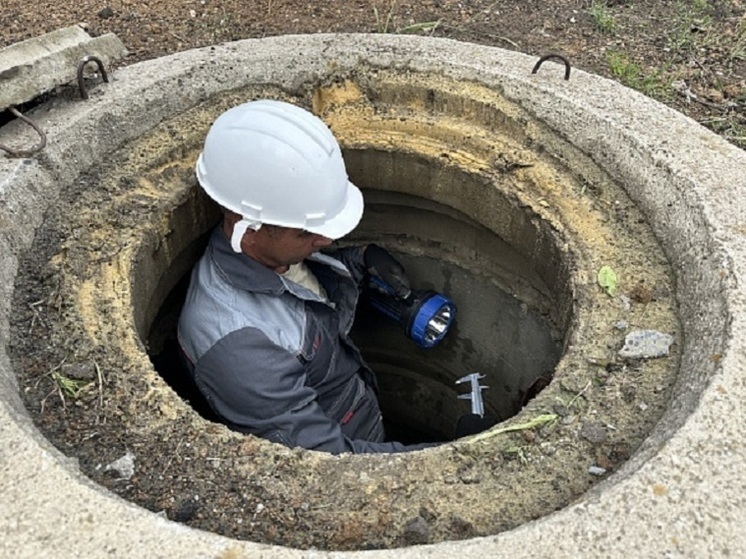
[531,53,572,81]
[77,55,110,100]
[0,107,48,158]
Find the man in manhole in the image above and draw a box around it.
[178,100,494,453]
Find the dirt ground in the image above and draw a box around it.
[2,0,745,148]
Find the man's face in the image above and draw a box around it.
[247,225,333,273]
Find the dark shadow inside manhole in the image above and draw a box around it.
[146,183,562,446]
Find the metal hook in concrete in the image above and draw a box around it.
[531,53,571,81]
[0,107,47,158]
[77,55,110,100]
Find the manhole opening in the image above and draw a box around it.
[145,148,566,446]
[6,69,686,550]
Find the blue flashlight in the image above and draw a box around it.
[366,276,456,348]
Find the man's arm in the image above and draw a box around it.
[324,245,367,284]
[326,244,411,299]
[190,326,432,454]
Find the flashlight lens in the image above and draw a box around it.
[425,307,452,341]
[409,292,456,348]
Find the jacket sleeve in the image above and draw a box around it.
[191,326,431,454]
[323,245,368,285]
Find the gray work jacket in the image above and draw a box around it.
[177,227,416,454]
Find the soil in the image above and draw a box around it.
[2,0,745,148]
[1,0,739,552]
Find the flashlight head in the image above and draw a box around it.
[407,292,457,348]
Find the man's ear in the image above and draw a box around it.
[222,211,240,239]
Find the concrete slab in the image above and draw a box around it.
[0,34,745,558]
[0,25,128,111]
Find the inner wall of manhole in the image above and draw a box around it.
[149,187,563,443]
[10,71,680,550]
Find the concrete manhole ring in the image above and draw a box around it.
[2,34,745,557]
[10,66,681,548]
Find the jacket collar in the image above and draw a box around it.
[208,226,284,295]
[207,226,348,299]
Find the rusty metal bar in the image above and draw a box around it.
[531,53,571,81]
[77,55,110,100]
[0,107,47,158]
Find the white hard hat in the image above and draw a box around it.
[196,100,363,249]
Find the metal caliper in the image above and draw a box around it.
[455,372,488,417]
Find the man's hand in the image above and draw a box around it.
[455,413,497,438]
[364,244,411,299]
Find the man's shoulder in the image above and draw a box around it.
[180,255,306,359]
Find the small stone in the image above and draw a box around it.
[629,282,653,304]
[458,469,482,484]
[621,385,636,403]
[705,88,724,103]
[98,7,114,19]
[172,498,198,522]
[60,361,96,381]
[403,516,430,545]
[588,465,607,476]
[613,320,629,331]
[618,330,674,359]
[553,403,570,417]
[580,421,607,444]
[104,450,135,480]
[596,453,612,470]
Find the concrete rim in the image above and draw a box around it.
[15,67,679,548]
[1,34,745,558]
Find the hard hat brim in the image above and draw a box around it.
[304,180,364,240]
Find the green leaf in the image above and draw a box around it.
[399,21,441,34]
[597,265,618,296]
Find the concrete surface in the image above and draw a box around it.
[1,34,745,558]
[0,25,128,110]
